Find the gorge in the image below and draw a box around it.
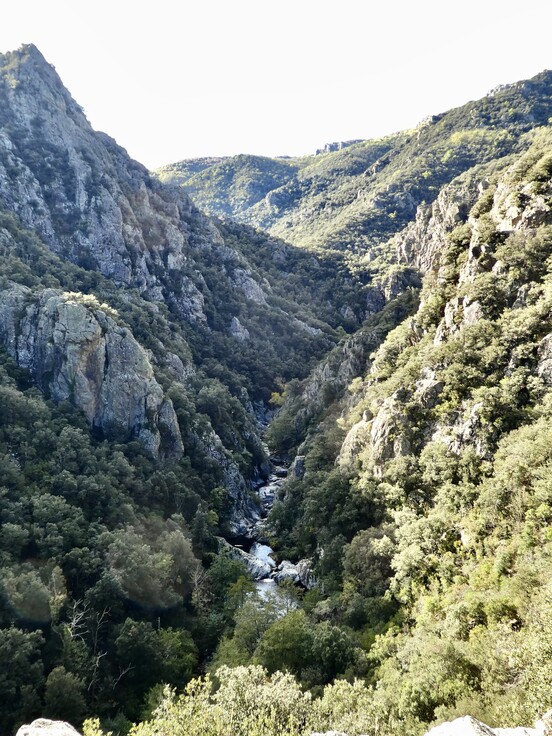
[1,43,552,736]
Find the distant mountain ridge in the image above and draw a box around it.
[157,69,552,258]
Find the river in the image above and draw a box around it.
[222,452,314,603]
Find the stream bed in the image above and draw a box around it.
[223,455,315,598]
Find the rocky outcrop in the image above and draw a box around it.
[364,268,421,317]
[434,296,484,345]
[16,721,81,736]
[491,177,552,233]
[315,139,364,155]
[199,428,262,536]
[537,333,552,385]
[394,173,480,274]
[233,268,269,305]
[369,394,412,475]
[291,454,306,479]
[297,329,380,424]
[0,284,183,459]
[230,316,250,342]
[424,712,552,736]
[338,138,552,481]
[339,393,412,475]
[414,370,444,409]
[338,412,372,467]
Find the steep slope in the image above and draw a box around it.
[265,123,552,731]
[0,45,342,732]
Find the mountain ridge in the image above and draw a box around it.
[157,68,552,256]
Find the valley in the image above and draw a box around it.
[1,43,552,736]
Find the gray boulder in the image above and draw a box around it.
[16,720,81,736]
[424,712,552,736]
[217,538,272,580]
[272,558,316,589]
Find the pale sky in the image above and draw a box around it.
[1,0,551,169]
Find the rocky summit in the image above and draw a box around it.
[1,42,552,736]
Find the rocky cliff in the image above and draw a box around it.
[0,45,282,327]
[0,284,183,459]
[338,126,552,475]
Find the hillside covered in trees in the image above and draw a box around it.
[1,43,552,736]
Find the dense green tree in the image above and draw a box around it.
[44,666,87,725]
[0,627,44,733]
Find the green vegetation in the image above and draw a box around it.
[158,71,552,262]
[255,126,552,734]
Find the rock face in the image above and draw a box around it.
[0,284,183,459]
[339,395,411,476]
[0,45,271,325]
[537,333,552,385]
[198,429,262,536]
[394,173,480,274]
[16,720,81,736]
[434,296,484,345]
[230,316,250,342]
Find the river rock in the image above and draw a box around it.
[217,538,272,580]
[272,560,300,584]
[272,558,316,589]
[250,542,276,569]
[258,475,285,513]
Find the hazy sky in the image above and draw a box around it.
[1,0,551,169]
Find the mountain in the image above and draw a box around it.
[2,42,552,736]
[158,72,552,324]
[265,119,552,730]
[158,72,552,260]
[0,44,343,732]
